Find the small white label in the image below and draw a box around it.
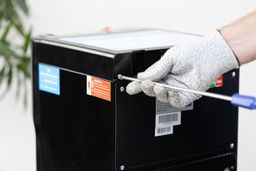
[86,75,92,95]
[155,99,193,137]
[155,112,181,137]
[155,126,173,136]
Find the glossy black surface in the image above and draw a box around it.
[116,70,238,171]
[33,36,239,171]
[38,43,114,80]
[33,43,115,171]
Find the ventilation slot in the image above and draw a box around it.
[125,153,236,171]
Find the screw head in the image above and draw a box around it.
[230,143,235,149]
[230,166,235,170]
[120,87,125,92]
[120,165,125,170]
[118,74,123,80]
[224,168,230,171]
[232,72,236,78]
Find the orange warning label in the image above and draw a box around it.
[86,75,111,101]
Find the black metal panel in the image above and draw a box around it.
[33,48,115,171]
[37,43,114,80]
[32,42,44,171]
[115,69,238,171]
[33,31,239,171]
[113,50,167,79]
[125,153,236,171]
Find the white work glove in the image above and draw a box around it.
[126,30,239,108]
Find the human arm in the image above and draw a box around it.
[220,11,256,64]
[126,11,256,108]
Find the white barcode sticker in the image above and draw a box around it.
[155,112,181,137]
[155,126,173,136]
[155,99,189,137]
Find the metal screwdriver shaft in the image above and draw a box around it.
[118,74,256,110]
[118,74,232,101]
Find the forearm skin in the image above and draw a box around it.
[220,11,256,65]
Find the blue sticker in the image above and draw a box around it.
[39,64,60,95]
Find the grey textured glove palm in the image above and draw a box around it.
[126,30,239,108]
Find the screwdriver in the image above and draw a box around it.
[118,74,256,110]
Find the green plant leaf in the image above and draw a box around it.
[4,0,17,20]
[13,0,28,15]
[0,41,18,59]
[0,66,6,84]
[1,23,12,41]
[7,66,13,89]
[23,28,32,53]
[17,57,30,78]
[15,71,21,98]
[11,17,25,36]
[0,0,32,106]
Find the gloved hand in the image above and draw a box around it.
[126,30,239,108]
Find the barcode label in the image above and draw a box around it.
[155,126,173,136]
[158,113,178,124]
[155,99,193,114]
[155,112,181,137]
[156,112,181,126]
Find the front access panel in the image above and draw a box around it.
[33,29,239,171]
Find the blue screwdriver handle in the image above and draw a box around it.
[231,94,256,110]
[117,75,256,109]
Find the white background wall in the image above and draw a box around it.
[0,0,256,171]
